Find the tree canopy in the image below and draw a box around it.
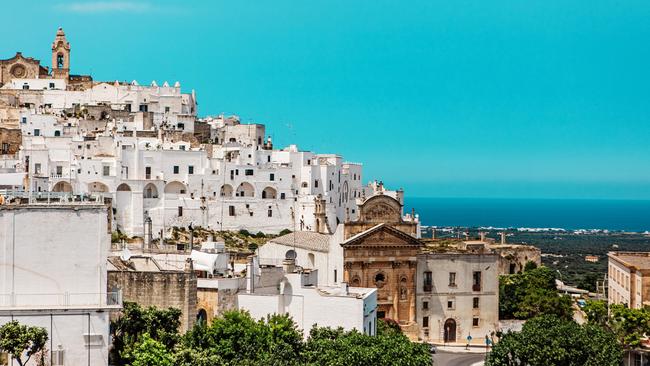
[486,315,622,366]
[499,266,573,320]
[0,321,48,366]
[110,303,431,366]
[584,300,650,349]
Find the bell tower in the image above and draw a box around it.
[51,27,70,79]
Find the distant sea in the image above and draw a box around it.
[404,197,650,232]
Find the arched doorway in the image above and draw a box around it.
[236,182,254,197]
[197,309,207,325]
[444,318,457,343]
[262,186,277,199]
[88,181,109,193]
[52,181,72,193]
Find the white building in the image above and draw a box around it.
[0,203,120,366]
[416,250,499,345]
[607,252,650,309]
[237,258,377,336]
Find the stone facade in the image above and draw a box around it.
[108,257,197,332]
[342,194,422,330]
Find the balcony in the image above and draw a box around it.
[0,291,122,310]
[423,284,432,292]
[472,284,481,292]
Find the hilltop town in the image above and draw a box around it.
[0,29,648,366]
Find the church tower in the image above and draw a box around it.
[51,27,70,79]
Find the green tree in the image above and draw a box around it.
[110,301,181,365]
[131,333,174,366]
[0,321,48,366]
[583,299,608,326]
[302,319,431,366]
[486,315,621,366]
[179,310,303,366]
[609,303,650,349]
[499,266,573,320]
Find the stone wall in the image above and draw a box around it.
[108,267,197,332]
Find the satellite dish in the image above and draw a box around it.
[120,248,132,261]
[285,250,297,260]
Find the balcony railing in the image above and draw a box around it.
[0,291,122,309]
[423,284,432,292]
[472,284,481,292]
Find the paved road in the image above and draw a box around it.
[432,350,486,366]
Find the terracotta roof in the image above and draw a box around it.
[269,231,330,252]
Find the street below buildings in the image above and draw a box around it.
[433,350,486,366]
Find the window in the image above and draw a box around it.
[280,193,286,199]
[473,318,479,327]
[473,272,482,291]
[447,299,455,309]
[188,166,194,174]
[1,143,9,154]
[34,129,40,136]
[56,166,63,175]
[23,84,29,90]
[314,180,319,188]
[21,117,27,124]
[54,130,61,137]
[103,166,110,176]
[377,311,385,319]
[473,297,480,309]
[229,205,235,216]
[270,173,275,181]
[423,301,429,310]
[177,123,185,130]
[139,104,148,112]
[448,272,457,287]
[268,208,273,217]
[245,169,254,176]
[178,206,183,216]
[334,269,337,283]
[49,82,55,89]
[509,263,516,274]
[423,271,432,292]
[34,163,41,174]
[165,106,170,113]
[422,316,429,328]
[145,166,151,179]
[173,166,179,174]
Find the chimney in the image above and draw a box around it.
[283,258,296,274]
[500,231,507,245]
[479,232,486,242]
[246,255,255,294]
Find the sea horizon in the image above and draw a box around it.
[404,196,650,232]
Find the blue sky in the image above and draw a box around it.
[4,1,650,199]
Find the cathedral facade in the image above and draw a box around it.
[342,194,421,332]
[0,28,91,89]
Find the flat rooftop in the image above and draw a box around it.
[609,252,650,270]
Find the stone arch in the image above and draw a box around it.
[236,182,255,197]
[143,183,158,198]
[261,186,277,199]
[88,181,109,193]
[52,181,72,193]
[444,318,457,343]
[116,183,132,192]
[197,309,208,325]
[164,181,187,195]
[351,275,361,287]
[374,271,387,288]
[220,184,233,197]
[358,194,402,223]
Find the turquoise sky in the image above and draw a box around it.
[4,1,650,199]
